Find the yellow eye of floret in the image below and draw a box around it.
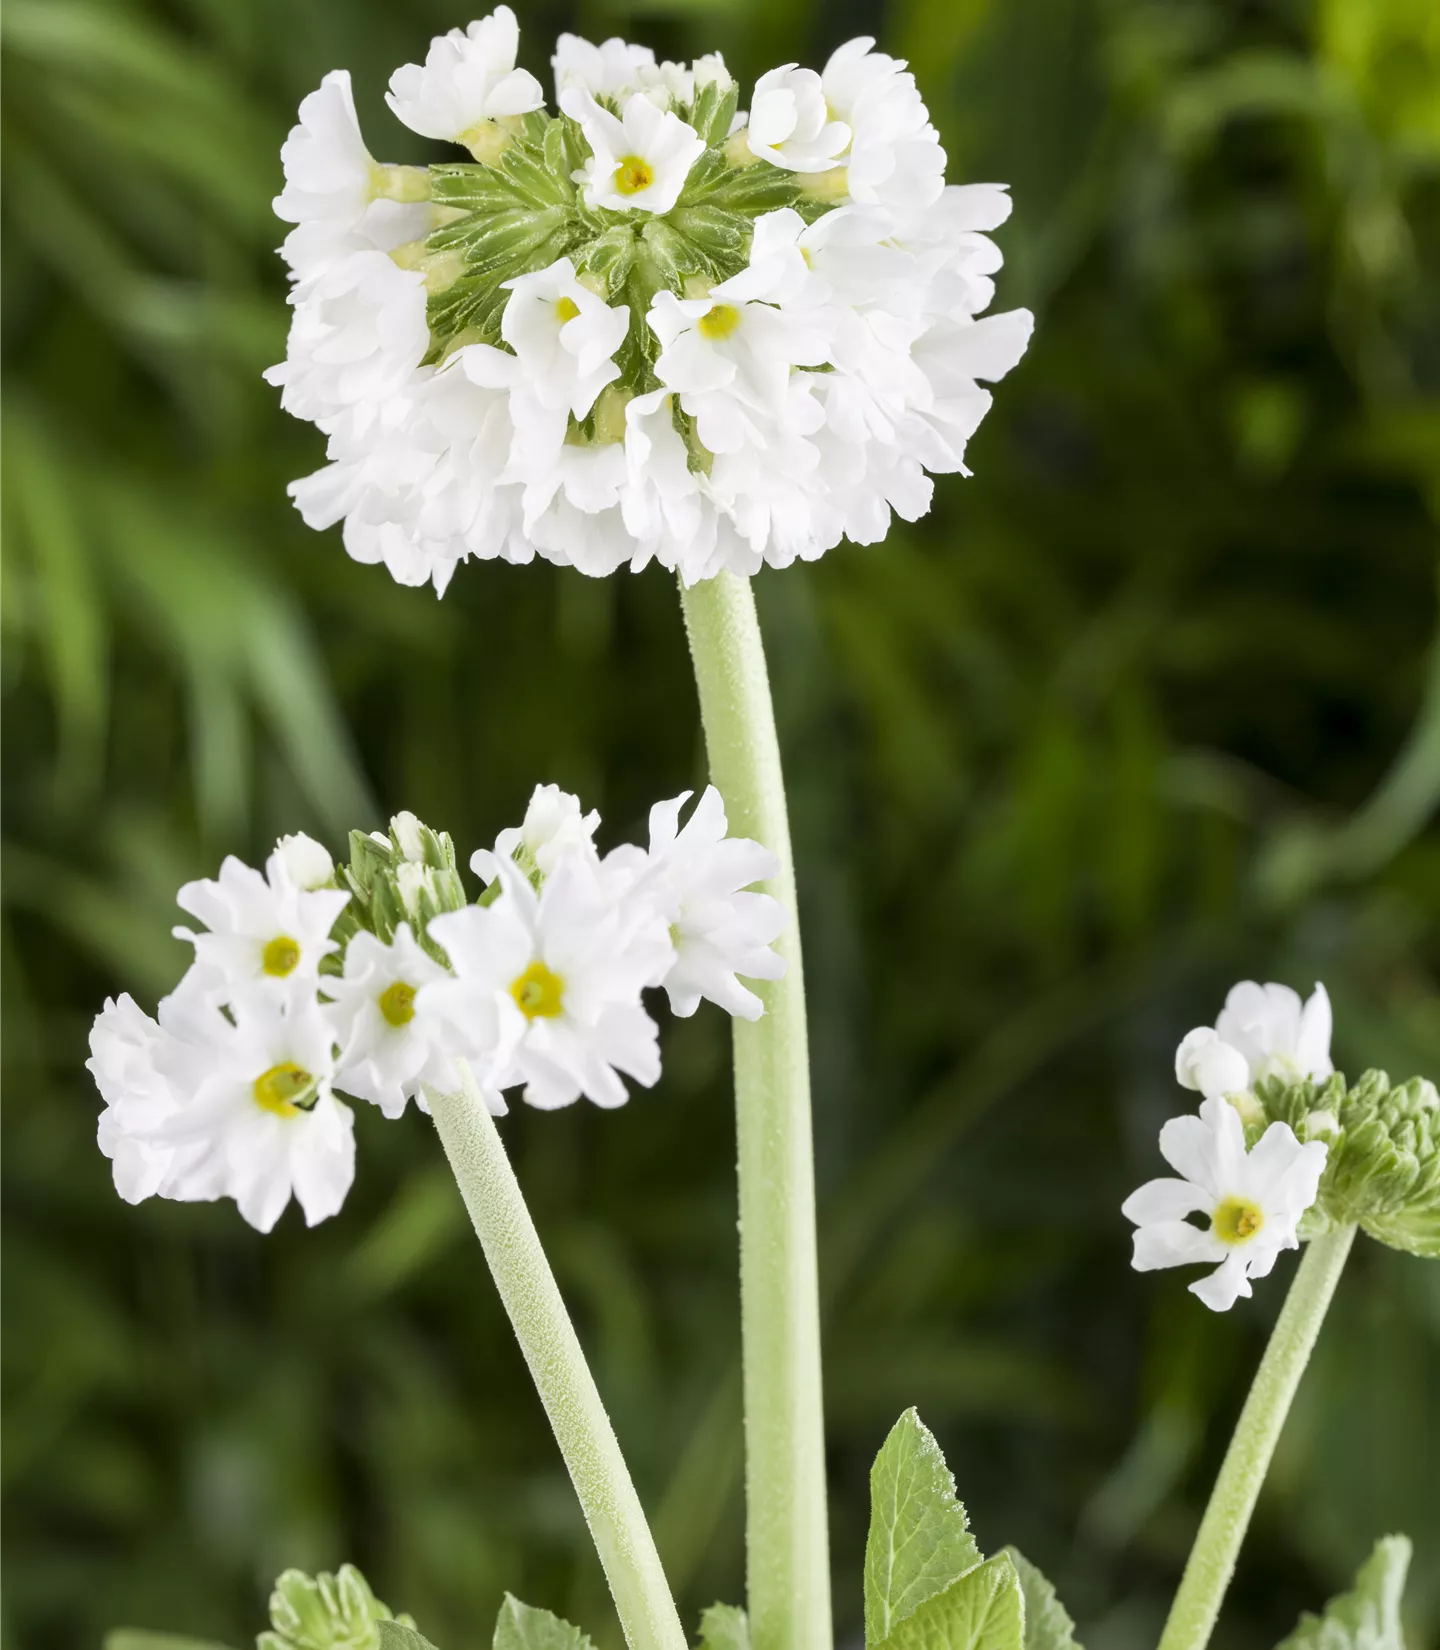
[612,155,654,196]
[262,934,301,977]
[378,980,416,1027]
[698,304,742,341]
[1211,1196,1264,1246]
[253,1062,314,1118]
[555,296,580,323]
[510,960,565,1019]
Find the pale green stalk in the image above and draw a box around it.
[1157,1224,1357,1650]
[427,1064,687,1650]
[679,572,832,1650]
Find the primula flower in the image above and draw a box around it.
[471,783,602,887]
[747,65,851,173]
[553,33,695,106]
[386,8,544,145]
[499,259,630,420]
[560,87,707,215]
[1176,981,1334,1102]
[1123,1097,1328,1311]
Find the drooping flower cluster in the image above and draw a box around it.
[88,786,783,1230]
[267,10,1033,592]
[1123,981,1332,1310]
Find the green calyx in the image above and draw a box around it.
[331,811,468,966]
[258,1564,414,1650]
[1258,1070,1440,1256]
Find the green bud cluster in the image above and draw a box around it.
[331,811,469,967]
[1258,1070,1440,1257]
[259,1564,414,1650]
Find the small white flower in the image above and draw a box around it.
[276,832,335,891]
[1123,1096,1329,1310]
[422,855,672,1110]
[264,250,430,441]
[386,8,545,144]
[174,848,350,1000]
[1175,1027,1252,1102]
[322,924,461,1118]
[561,87,705,215]
[820,37,946,210]
[471,783,602,886]
[747,64,850,173]
[500,259,630,419]
[1176,980,1333,1102]
[552,33,692,106]
[634,787,786,1020]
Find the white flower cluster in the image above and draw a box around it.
[1123,981,1333,1310]
[88,786,783,1231]
[268,9,1033,593]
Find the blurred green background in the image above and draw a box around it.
[3,0,1438,1646]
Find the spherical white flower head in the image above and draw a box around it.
[471,783,603,887]
[561,88,706,215]
[500,259,629,419]
[422,855,672,1110]
[276,831,335,891]
[1216,980,1334,1087]
[322,924,459,1118]
[264,251,431,441]
[820,37,945,211]
[747,64,850,173]
[553,33,692,106]
[636,787,786,1020]
[173,848,349,1001]
[1122,1096,1329,1311]
[386,8,545,144]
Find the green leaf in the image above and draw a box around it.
[696,1605,750,1650]
[376,1626,441,1650]
[492,1596,595,1650]
[865,1408,983,1645]
[876,1553,1024,1650]
[104,1634,238,1650]
[1002,1549,1082,1650]
[1275,1536,1411,1650]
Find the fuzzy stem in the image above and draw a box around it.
[1157,1224,1357,1650]
[678,572,832,1650]
[427,1066,687,1650]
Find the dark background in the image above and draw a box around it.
[3,0,1438,1646]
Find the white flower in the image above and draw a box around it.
[552,33,692,106]
[471,783,602,887]
[264,250,430,441]
[820,37,946,210]
[561,87,705,215]
[422,855,672,1110]
[386,8,544,144]
[633,787,786,1019]
[500,259,630,418]
[747,64,850,172]
[1176,981,1334,1101]
[174,848,350,1000]
[321,924,461,1117]
[1122,1096,1328,1310]
[273,71,432,283]
[276,832,335,891]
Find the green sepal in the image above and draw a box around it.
[696,1605,749,1650]
[1274,1535,1411,1650]
[257,1564,414,1650]
[336,814,468,965]
[874,1553,1024,1650]
[1002,1549,1082,1650]
[491,1595,595,1650]
[574,226,638,295]
[865,1408,983,1645]
[688,83,740,148]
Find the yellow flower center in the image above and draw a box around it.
[252,1062,314,1118]
[612,155,654,196]
[510,960,565,1020]
[262,934,301,977]
[378,981,416,1027]
[555,295,580,324]
[698,304,742,341]
[1211,1196,1265,1247]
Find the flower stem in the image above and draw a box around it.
[427,1064,687,1650]
[678,572,832,1650]
[1157,1224,1357,1650]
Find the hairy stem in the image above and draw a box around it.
[679,572,832,1650]
[1157,1224,1357,1650]
[428,1065,687,1650]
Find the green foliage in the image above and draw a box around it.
[874,1554,1024,1650]
[1003,1550,1082,1650]
[492,1596,595,1650]
[106,1635,239,1650]
[1275,1537,1411,1650]
[695,1604,750,1650]
[260,1566,413,1650]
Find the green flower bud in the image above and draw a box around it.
[258,1563,414,1650]
[332,813,469,964]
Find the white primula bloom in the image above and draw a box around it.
[471,783,602,886]
[1123,1096,1329,1311]
[635,787,786,1020]
[1174,1027,1252,1102]
[174,849,349,1000]
[561,88,705,215]
[500,259,630,418]
[422,856,672,1110]
[275,832,335,891]
[552,33,692,105]
[322,924,460,1117]
[273,71,432,283]
[820,37,945,210]
[747,64,850,172]
[264,251,430,441]
[386,7,544,143]
[1176,980,1333,1101]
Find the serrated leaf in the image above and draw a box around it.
[697,1605,749,1650]
[492,1596,595,1650]
[865,1408,983,1645]
[877,1554,1024,1650]
[1275,1536,1411,1650]
[1003,1550,1082,1650]
[377,1626,441,1650]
